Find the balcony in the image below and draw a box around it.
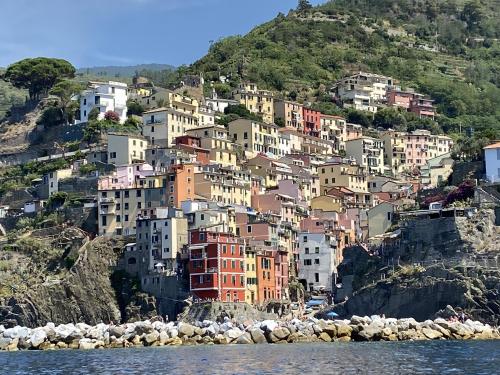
[99,206,115,215]
[99,197,115,204]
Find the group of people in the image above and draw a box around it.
[448,312,467,323]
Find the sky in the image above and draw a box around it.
[1,0,324,68]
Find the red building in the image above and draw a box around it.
[189,229,246,302]
[256,250,276,302]
[302,107,321,137]
[409,97,436,119]
[174,135,210,165]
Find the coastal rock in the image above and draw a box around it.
[422,328,443,340]
[236,332,253,344]
[0,337,12,350]
[29,329,47,348]
[250,329,267,344]
[323,325,337,337]
[159,331,169,344]
[318,332,332,342]
[143,330,160,345]
[335,323,353,337]
[79,338,96,350]
[133,321,153,335]
[260,320,278,332]
[272,327,290,341]
[3,326,30,340]
[109,326,125,338]
[224,328,243,342]
[178,323,195,338]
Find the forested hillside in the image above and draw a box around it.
[189,0,500,140]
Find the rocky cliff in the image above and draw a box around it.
[0,228,156,327]
[336,209,500,325]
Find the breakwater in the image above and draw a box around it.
[1,315,498,351]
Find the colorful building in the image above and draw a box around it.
[189,229,246,302]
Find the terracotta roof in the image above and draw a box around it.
[484,142,500,149]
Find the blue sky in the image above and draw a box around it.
[1,0,324,68]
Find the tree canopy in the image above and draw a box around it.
[3,58,75,100]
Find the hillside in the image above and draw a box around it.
[76,63,174,78]
[0,68,26,121]
[189,0,500,137]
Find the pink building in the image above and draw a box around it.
[409,96,435,119]
[274,248,289,300]
[98,163,155,190]
[346,123,363,141]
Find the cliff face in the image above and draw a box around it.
[336,209,500,325]
[0,228,156,328]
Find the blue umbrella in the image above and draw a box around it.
[326,311,339,318]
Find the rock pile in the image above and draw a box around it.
[0,315,498,351]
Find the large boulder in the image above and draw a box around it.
[0,337,12,350]
[109,326,125,338]
[236,332,253,344]
[3,326,30,340]
[29,329,47,348]
[335,323,353,337]
[250,329,267,344]
[422,328,443,340]
[178,323,195,338]
[143,330,160,345]
[224,328,243,342]
[260,320,278,332]
[133,321,153,335]
[78,338,96,350]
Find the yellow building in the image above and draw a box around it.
[310,195,343,213]
[245,248,258,304]
[194,165,252,207]
[185,125,238,167]
[107,133,148,166]
[318,160,372,208]
[228,119,280,159]
[233,83,274,124]
[380,130,407,177]
[142,107,198,147]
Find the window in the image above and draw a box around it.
[304,259,312,266]
[315,247,319,254]
[314,259,320,265]
[136,190,142,197]
[115,191,120,198]
[124,203,129,210]
[247,225,252,233]
[116,215,121,223]
[110,152,116,159]
[124,191,129,198]
[303,236,308,243]
[315,273,320,283]
[305,247,309,254]
[124,215,129,222]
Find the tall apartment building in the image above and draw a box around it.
[345,136,385,175]
[320,114,346,152]
[405,130,453,169]
[233,83,274,124]
[185,125,238,167]
[229,119,280,159]
[135,207,188,274]
[302,107,321,137]
[78,81,128,123]
[142,107,198,147]
[380,130,407,176]
[107,133,147,166]
[298,231,338,292]
[97,163,194,236]
[189,229,246,302]
[318,159,371,208]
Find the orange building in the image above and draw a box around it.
[166,164,195,208]
[256,250,276,302]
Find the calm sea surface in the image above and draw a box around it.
[1,340,498,374]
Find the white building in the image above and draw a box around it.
[205,95,239,113]
[136,207,188,274]
[78,81,128,124]
[332,72,397,113]
[345,136,385,175]
[298,232,338,292]
[484,142,500,183]
[107,133,147,166]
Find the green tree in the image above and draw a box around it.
[461,1,483,34]
[49,80,83,124]
[126,100,145,116]
[3,58,75,100]
[373,108,407,130]
[297,0,312,12]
